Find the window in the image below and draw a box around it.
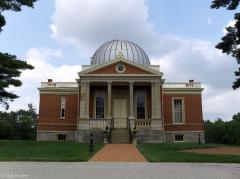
[60,96,66,118]
[95,91,105,119]
[136,91,146,119]
[175,134,184,142]
[173,98,184,123]
[58,134,67,141]
[115,63,126,73]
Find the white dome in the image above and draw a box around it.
[91,40,150,65]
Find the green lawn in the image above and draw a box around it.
[137,143,240,163]
[0,140,103,161]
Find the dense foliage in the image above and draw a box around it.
[0,0,37,109]
[211,0,240,89]
[0,104,37,140]
[204,113,240,145]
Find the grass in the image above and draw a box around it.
[0,140,104,161]
[137,143,240,163]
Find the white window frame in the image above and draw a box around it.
[94,90,106,119]
[134,90,148,120]
[60,96,66,119]
[172,97,185,124]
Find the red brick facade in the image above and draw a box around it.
[38,94,78,131]
[163,94,204,131]
[38,91,204,132]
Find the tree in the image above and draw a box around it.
[0,0,37,109]
[0,104,38,139]
[232,112,240,122]
[204,113,240,144]
[211,0,240,89]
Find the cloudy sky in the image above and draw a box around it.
[0,0,239,120]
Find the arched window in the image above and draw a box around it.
[136,91,146,119]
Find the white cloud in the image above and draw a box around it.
[151,39,239,121]
[50,0,159,55]
[223,19,236,34]
[4,47,81,112]
[203,86,240,120]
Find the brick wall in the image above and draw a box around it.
[38,94,78,131]
[89,63,151,74]
[162,94,204,131]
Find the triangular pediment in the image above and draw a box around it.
[79,59,161,76]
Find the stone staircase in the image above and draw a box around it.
[111,128,130,144]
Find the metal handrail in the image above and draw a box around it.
[109,119,113,143]
[128,119,132,144]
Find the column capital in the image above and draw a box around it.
[129,81,134,86]
[107,81,112,85]
[80,80,87,85]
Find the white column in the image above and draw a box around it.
[155,82,161,118]
[79,81,86,119]
[151,81,162,130]
[79,81,90,130]
[107,82,112,119]
[85,82,90,119]
[129,82,134,119]
[151,82,155,119]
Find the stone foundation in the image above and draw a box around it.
[136,129,164,143]
[165,131,205,143]
[37,129,205,144]
[37,131,76,141]
[77,129,104,143]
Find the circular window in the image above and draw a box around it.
[116,63,126,73]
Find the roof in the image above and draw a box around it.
[91,39,150,65]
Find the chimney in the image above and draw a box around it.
[189,79,194,83]
[48,79,53,83]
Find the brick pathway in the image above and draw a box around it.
[89,144,147,162]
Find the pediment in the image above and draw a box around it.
[80,59,161,76]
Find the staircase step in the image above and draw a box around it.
[110,128,130,144]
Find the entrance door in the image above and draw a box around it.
[113,99,127,128]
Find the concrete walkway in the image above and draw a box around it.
[0,162,239,179]
[89,144,147,162]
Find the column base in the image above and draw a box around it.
[78,119,90,130]
[106,116,112,120]
[129,118,135,129]
[128,116,135,120]
[151,118,163,130]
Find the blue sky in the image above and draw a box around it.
[0,0,239,120]
[0,0,235,64]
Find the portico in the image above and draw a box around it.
[78,78,163,130]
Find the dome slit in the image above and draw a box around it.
[103,41,110,63]
[108,41,115,61]
[133,42,141,65]
[138,45,145,65]
[128,41,135,62]
[123,40,129,59]
[98,42,108,64]
[114,40,118,59]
